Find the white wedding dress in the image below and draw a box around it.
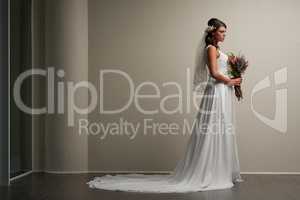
[87,45,244,193]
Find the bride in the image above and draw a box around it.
[87,18,244,193]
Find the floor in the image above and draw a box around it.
[0,172,300,200]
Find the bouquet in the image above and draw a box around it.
[226,52,249,101]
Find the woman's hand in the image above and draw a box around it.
[227,77,242,86]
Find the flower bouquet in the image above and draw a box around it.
[226,52,249,101]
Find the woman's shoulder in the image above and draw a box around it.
[206,44,215,49]
[206,44,220,50]
[206,45,220,58]
[206,44,218,53]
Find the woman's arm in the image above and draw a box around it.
[207,46,241,86]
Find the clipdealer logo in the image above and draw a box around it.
[250,67,288,133]
[13,67,204,128]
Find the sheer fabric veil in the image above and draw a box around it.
[192,31,210,97]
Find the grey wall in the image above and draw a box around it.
[32,0,45,171]
[43,0,89,172]
[30,0,300,173]
[87,0,300,173]
[0,0,9,185]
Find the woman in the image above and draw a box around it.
[87,18,244,193]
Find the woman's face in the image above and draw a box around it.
[212,26,226,42]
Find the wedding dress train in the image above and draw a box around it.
[86,45,244,193]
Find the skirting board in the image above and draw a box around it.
[33,170,300,175]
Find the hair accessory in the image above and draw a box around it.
[205,25,216,33]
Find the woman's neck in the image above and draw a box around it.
[212,40,219,48]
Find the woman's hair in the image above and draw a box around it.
[205,18,227,49]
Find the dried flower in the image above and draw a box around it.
[226,51,249,101]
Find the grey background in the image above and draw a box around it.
[29,0,300,173]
